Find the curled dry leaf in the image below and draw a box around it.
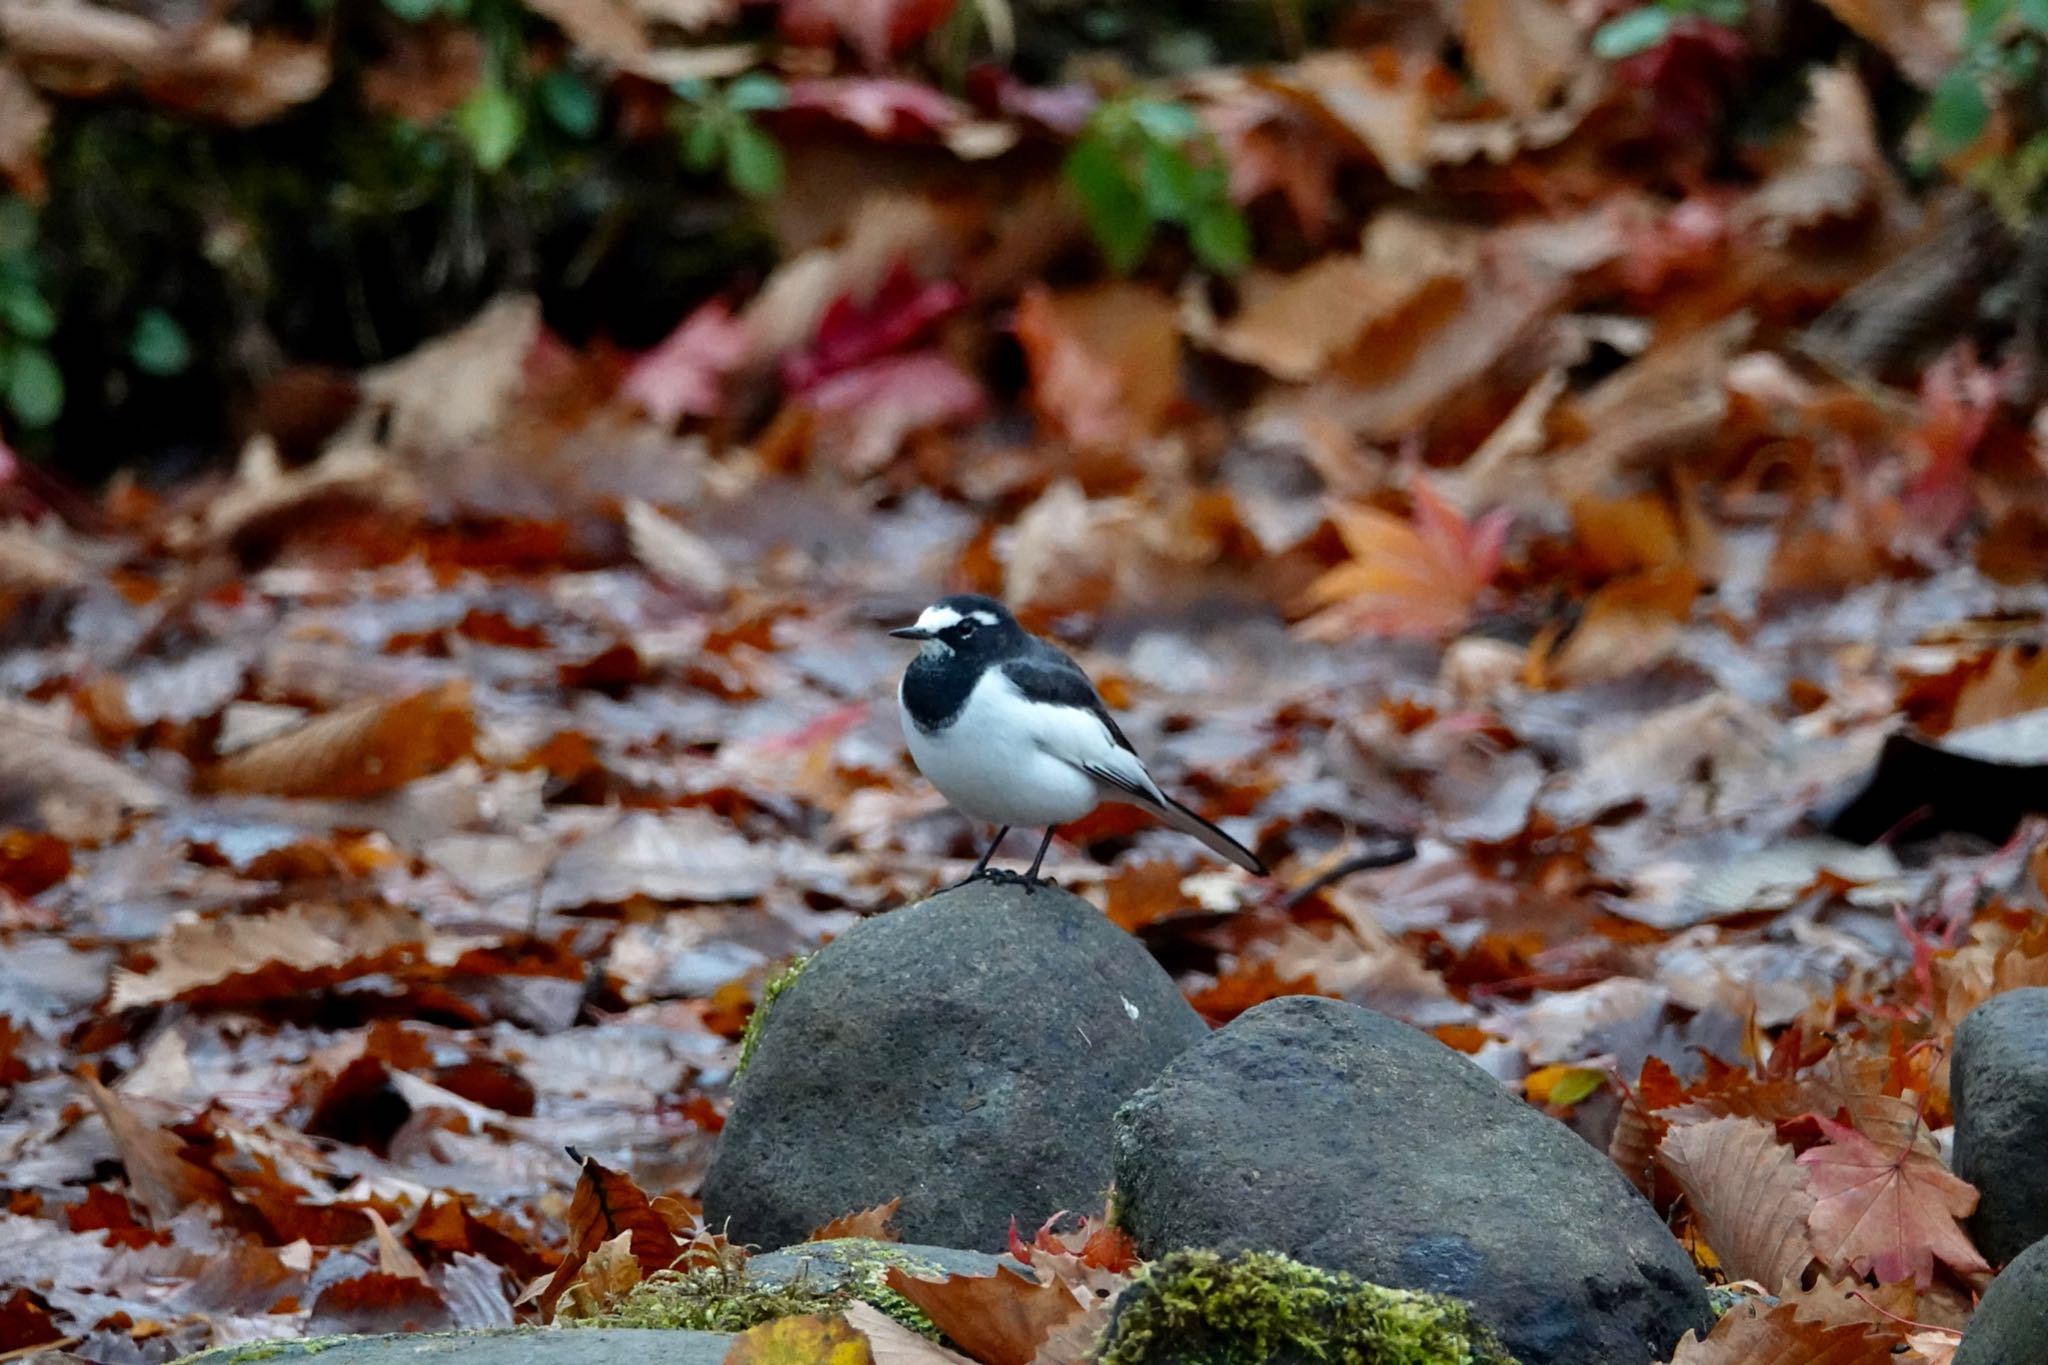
[1798,1115,1988,1289]
[1660,1299,1900,1364]
[883,1265,1086,1365]
[108,901,429,1010]
[1296,478,1510,640]
[0,701,164,834]
[537,1153,683,1318]
[1458,0,1587,119]
[842,1301,974,1364]
[807,1196,902,1243]
[1656,1116,1817,1295]
[202,681,476,799]
[79,1070,228,1223]
[1525,567,1699,690]
[625,498,731,597]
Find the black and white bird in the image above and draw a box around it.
[890,594,1266,886]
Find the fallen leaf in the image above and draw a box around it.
[777,0,955,69]
[1799,1115,1988,1289]
[79,1071,227,1223]
[1808,0,1961,87]
[538,1154,683,1317]
[1296,478,1510,640]
[1657,1117,1817,1295]
[723,1312,873,1364]
[1525,567,1700,689]
[0,60,49,197]
[843,1301,974,1364]
[202,681,476,798]
[622,300,750,426]
[1661,1299,1900,1364]
[108,902,429,1010]
[804,351,985,474]
[883,1266,1086,1365]
[0,702,165,835]
[625,498,731,597]
[1013,283,1180,453]
[1460,0,1585,118]
[809,1197,902,1243]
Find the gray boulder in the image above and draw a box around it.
[181,1329,732,1365]
[1110,995,1711,1365]
[1958,1233,2048,1365]
[1955,988,2048,1265]
[703,880,1207,1250]
[746,1239,1025,1292]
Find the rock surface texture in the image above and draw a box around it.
[1957,1232,2048,1365]
[703,880,1207,1249]
[1954,987,2048,1266]
[1110,994,1712,1365]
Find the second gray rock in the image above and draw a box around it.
[1954,988,2048,1266]
[1111,995,1712,1365]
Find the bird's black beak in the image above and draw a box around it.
[890,625,934,641]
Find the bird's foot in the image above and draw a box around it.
[983,868,1029,886]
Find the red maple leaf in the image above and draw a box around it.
[1797,1115,1988,1289]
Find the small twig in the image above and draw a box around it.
[0,1336,82,1362]
[1283,834,1418,908]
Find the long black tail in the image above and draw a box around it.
[1152,794,1266,875]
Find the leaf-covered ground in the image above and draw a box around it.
[5,1,2048,1362]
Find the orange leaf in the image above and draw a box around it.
[1657,1117,1817,1295]
[203,680,475,798]
[1297,478,1510,640]
[1798,1116,1988,1289]
[809,1197,903,1243]
[79,1071,228,1223]
[1661,1299,1900,1364]
[1012,283,1180,454]
[537,1153,682,1317]
[882,1266,1085,1365]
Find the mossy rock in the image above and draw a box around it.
[177,1328,732,1365]
[566,1238,1016,1339]
[1097,1249,1518,1365]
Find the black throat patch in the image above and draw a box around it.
[900,653,976,733]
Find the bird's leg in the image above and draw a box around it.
[1021,827,1058,891]
[949,826,1011,889]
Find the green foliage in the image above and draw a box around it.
[567,1239,942,1339]
[1928,0,2048,219]
[1064,96,1249,276]
[1097,1248,1517,1365]
[672,75,789,199]
[1592,0,1746,60]
[0,197,61,431]
[129,308,192,377]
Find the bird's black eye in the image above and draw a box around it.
[957,621,975,636]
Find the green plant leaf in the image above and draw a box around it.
[540,70,602,137]
[671,77,711,103]
[2,345,63,429]
[682,115,724,172]
[724,119,784,197]
[1548,1067,1608,1107]
[0,287,55,342]
[381,0,442,23]
[130,308,191,376]
[1138,141,1202,222]
[1928,68,1993,154]
[456,82,526,171]
[726,72,788,113]
[1188,201,1251,275]
[1129,98,1202,143]
[1065,135,1151,273]
[1592,7,1673,59]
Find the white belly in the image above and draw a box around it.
[900,673,1103,827]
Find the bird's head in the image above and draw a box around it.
[889,594,1023,661]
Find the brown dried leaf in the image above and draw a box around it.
[109,902,428,1010]
[625,498,731,597]
[0,59,47,197]
[883,1266,1086,1365]
[203,680,475,798]
[1460,0,1585,118]
[79,1071,227,1223]
[1661,1300,1900,1364]
[1526,567,1700,689]
[537,1154,682,1317]
[1809,0,1961,87]
[808,1197,902,1243]
[1657,1117,1817,1296]
[843,1301,974,1364]
[0,702,165,835]
[1013,283,1179,453]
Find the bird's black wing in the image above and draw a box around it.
[1000,649,1139,755]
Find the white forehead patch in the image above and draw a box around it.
[915,604,964,633]
[968,610,999,626]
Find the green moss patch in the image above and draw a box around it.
[1097,1249,1517,1365]
[568,1237,940,1338]
[734,954,810,1079]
